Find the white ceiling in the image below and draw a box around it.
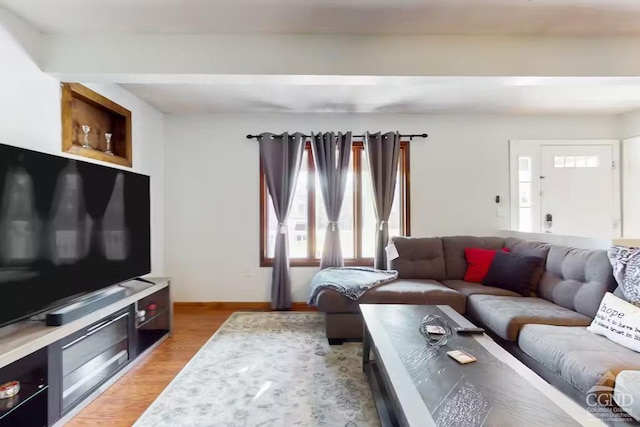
[120,77,640,114]
[3,0,640,35]
[6,1,640,114]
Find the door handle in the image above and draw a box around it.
[545,213,553,229]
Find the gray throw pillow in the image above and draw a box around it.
[608,246,640,306]
[482,251,544,297]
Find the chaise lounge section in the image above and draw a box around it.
[318,278,466,342]
[317,236,472,342]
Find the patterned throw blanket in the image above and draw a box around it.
[307,267,398,306]
[608,246,640,306]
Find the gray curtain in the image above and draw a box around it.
[364,131,401,269]
[311,132,353,269]
[259,132,305,310]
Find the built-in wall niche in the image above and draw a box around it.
[61,83,132,167]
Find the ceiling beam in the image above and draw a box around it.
[42,34,640,82]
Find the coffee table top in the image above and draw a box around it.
[361,304,605,427]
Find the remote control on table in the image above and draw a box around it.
[455,327,485,334]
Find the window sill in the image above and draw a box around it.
[260,258,374,268]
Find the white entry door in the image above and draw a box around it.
[540,145,615,237]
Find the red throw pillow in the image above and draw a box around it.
[464,247,510,283]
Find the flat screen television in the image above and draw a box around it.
[0,143,151,327]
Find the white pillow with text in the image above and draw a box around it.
[588,292,640,353]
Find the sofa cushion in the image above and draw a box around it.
[539,245,617,318]
[467,295,592,341]
[363,280,467,314]
[505,238,551,294]
[442,236,506,280]
[519,324,640,394]
[389,237,446,280]
[442,279,522,297]
[614,371,640,422]
[463,247,508,283]
[482,251,544,296]
[316,279,466,314]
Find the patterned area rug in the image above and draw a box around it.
[135,312,380,427]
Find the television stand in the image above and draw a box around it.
[0,277,171,427]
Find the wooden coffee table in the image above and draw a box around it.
[361,304,605,427]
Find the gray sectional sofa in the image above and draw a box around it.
[315,235,640,410]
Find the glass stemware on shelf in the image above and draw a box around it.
[105,133,114,155]
[81,125,91,149]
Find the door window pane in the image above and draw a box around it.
[587,156,599,167]
[564,156,576,168]
[519,208,532,232]
[518,156,531,182]
[267,150,309,258]
[315,155,355,258]
[519,182,531,208]
[576,156,587,168]
[554,156,564,168]
[517,156,533,232]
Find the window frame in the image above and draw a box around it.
[259,140,411,267]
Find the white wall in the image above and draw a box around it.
[619,109,640,139]
[0,8,40,68]
[0,19,165,275]
[619,111,640,238]
[164,113,618,302]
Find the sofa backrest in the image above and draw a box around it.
[389,235,615,318]
[504,238,552,295]
[389,237,446,281]
[441,236,505,279]
[504,237,552,260]
[538,245,616,318]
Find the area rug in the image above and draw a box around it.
[134,312,380,427]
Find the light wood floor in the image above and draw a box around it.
[66,308,235,427]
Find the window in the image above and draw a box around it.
[553,155,599,168]
[260,141,410,266]
[517,156,533,232]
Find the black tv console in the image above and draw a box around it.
[0,278,171,427]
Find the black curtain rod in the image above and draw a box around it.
[246,133,428,141]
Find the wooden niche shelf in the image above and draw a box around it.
[61,83,132,167]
